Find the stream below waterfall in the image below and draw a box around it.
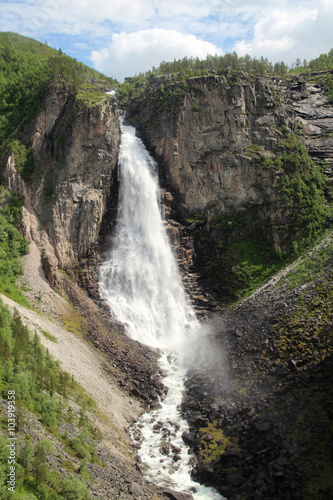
[99,120,224,500]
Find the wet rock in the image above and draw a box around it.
[204,433,214,441]
[217,450,240,464]
[226,471,242,487]
[151,403,163,410]
[171,444,182,453]
[160,446,170,456]
[181,431,201,446]
[162,488,194,500]
[196,461,215,482]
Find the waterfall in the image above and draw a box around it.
[100,120,224,500]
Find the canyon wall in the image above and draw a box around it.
[129,74,333,241]
[2,73,332,299]
[3,84,120,284]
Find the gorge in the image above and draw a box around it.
[0,35,332,500]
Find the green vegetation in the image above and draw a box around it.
[75,83,110,108]
[0,33,53,142]
[40,329,58,343]
[117,48,333,111]
[192,129,330,303]
[192,204,288,302]
[277,231,333,289]
[278,133,329,244]
[3,140,34,182]
[0,299,105,498]
[0,32,116,146]
[273,278,333,367]
[199,421,240,463]
[153,48,333,78]
[0,187,29,306]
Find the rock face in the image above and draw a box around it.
[3,84,120,284]
[129,74,333,239]
[130,75,293,216]
[288,78,333,188]
[180,236,333,500]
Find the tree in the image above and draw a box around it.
[62,474,90,500]
[4,46,11,62]
[21,437,34,479]
[33,443,48,485]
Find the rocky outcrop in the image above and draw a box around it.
[125,74,332,301]
[3,84,120,284]
[289,79,333,168]
[180,233,333,499]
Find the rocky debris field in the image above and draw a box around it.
[180,240,333,500]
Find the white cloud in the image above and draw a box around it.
[91,28,222,81]
[0,0,155,38]
[1,0,333,75]
[233,5,333,64]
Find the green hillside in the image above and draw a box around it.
[0,32,116,142]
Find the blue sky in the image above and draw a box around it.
[0,0,332,81]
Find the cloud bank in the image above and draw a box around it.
[235,3,333,64]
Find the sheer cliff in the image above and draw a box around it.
[0,51,332,500]
[128,73,332,219]
[3,84,120,286]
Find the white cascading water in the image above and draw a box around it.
[100,120,224,500]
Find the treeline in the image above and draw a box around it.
[117,49,333,110]
[145,48,333,79]
[153,53,287,77]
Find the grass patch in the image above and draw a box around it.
[229,240,286,299]
[61,306,89,338]
[76,84,106,109]
[200,420,241,463]
[276,231,333,289]
[40,329,58,343]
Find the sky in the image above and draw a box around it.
[0,0,332,81]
